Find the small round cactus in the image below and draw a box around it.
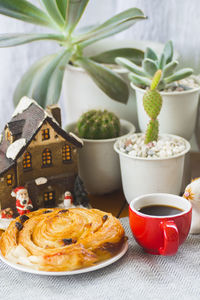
[143,70,162,144]
[76,110,120,139]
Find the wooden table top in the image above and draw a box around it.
[89,151,200,218]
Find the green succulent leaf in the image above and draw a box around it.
[0,0,53,27]
[163,61,178,78]
[45,50,72,106]
[163,40,173,64]
[75,24,99,35]
[0,3,147,106]
[56,0,68,19]
[142,58,158,77]
[157,80,165,91]
[92,8,145,33]
[0,33,65,47]
[128,73,151,87]
[14,54,54,107]
[91,48,144,66]
[65,0,89,33]
[75,8,146,47]
[31,50,72,107]
[116,57,146,76]
[145,47,158,61]
[164,68,193,84]
[40,0,65,29]
[14,49,73,107]
[158,53,166,69]
[77,57,129,103]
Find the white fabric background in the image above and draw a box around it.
[0,0,199,130]
[1,217,200,300]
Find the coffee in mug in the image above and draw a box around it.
[138,205,183,216]
[129,193,192,256]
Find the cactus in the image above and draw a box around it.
[143,70,162,144]
[116,41,193,91]
[145,119,159,143]
[76,110,120,140]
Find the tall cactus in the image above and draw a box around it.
[143,70,162,144]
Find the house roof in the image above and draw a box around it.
[0,97,83,175]
[7,119,26,136]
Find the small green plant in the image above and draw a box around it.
[143,70,162,144]
[76,110,120,139]
[116,40,193,91]
[0,1,147,107]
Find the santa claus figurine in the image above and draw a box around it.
[11,186,33,215]
[1,208,13,219]
[59,191,75,209]
[183,177,200,234]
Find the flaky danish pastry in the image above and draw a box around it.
[0,208,126,272]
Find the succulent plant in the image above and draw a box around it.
[0,1,147,107]
[76,110,120,140]
[143,70,162,144]
[116,40,193,91]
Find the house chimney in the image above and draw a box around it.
[46,105,62,127]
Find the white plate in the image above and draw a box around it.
[0,241,128,276]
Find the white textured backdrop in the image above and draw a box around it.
[0,0,199,131]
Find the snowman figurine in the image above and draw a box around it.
[183,177,200,234]
[59,191,75,209]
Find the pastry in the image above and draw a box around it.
[0,208,126,272]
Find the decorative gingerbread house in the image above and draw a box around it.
[0,97,83,211]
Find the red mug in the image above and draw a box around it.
[129,193,192,255]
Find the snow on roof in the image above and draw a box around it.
[12,97,34,117]
[6,138,26,160]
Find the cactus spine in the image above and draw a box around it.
[143,70,162,144]
[76,110,120,139]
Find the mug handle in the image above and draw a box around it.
[159,221,179,256]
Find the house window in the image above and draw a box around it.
[5,129,12,143]
[43,191,55,207]
[62,145,72,163]
[7,174,12,186]
[23,152,32,170]
[42,148,52,167]
[6,130,11,140]
[42,129,50,140]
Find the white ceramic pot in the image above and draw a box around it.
[67,119,135,195]
[132,83,200,141]
[114,134,191,204]
[63,39,167,128]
